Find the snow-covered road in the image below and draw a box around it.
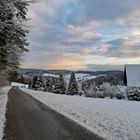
[0,87,11,140]
[22,88,140,140]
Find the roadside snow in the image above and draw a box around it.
[0,86,11,140]
[11,82,28,88]
[22,88,140,140]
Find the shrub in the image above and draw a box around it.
[100,82,119,98]
[84,83,98,97]
[116,92,124,100]
[96,90,105,98]
[126,87,140,101]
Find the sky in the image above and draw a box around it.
[22,0,140,71]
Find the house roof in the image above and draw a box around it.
[126,64,140,87]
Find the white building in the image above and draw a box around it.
[124,64,140,87]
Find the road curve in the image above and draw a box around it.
[3,87,105,140]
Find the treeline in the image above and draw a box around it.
[18,72,140,101]
[84,72,124,87]
[29,72,81,95]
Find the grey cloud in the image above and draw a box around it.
[84,64,124,71]
[52,0,140,26]
[102,39,140,58]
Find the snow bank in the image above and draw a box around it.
[0,86,11,140]
[11,82,28,88]
[22,88,140,140]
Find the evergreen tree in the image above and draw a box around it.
[44,77,53,92]
[35,74,44,90]
[53,74,66,94]
[0,0,36,78]
[48,77,53,92]
[19,74,25,84]
[28,78,32,89]
[32,75,39,90]
[68,72,79,95]
[53,79,62,94]
[59,73,66,94]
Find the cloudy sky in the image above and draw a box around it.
[22,0,140,71]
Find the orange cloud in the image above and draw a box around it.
[45,55,86,70]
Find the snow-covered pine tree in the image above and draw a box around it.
[28,78,32,89]
[44,77,53,92]
[32,75,38,90]
[59,73,66,94]
[0,0,37,78]
[36,74,44,90]
[48,77,53,92]
[67,72,79,95]
[53,74,66,94]
[53,79,62,94]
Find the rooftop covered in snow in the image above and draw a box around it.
[125,64,140,87]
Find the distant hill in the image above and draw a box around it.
[20,68,72,76]
[76,70,123,75]
[19,68,124,85]
[20,68,124,76]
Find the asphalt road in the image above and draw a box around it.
[3,87,105,140]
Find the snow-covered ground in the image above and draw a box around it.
[0,86,11,140]
[11,82,28,88]
[118,85,127,93]
[42,73,59,77]
[65,73,97,84]
[65,73,89,79]
[21,88,140,140]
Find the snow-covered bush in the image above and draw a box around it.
[126,87,140,101]
[96,90,105,98]
[77,82,84,96]
[100,82,119,99]
[100,82,111,97]
[84,83,98,97]
[116,92,125,100]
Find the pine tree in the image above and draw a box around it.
[68,72,79,95]
[53,74,66,94]
[0,0,37,78]
[59,73,66,94]
[53,79,62,94]
[32,75,38,90]
[48,77,53,92]
[28,78,32,89]
[36,74,44,89]
[44,77,53,92]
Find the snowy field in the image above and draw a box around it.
[42,73,59,77]
[21,88,140,140]
[65,73,96,80]
[0,86,11,140]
